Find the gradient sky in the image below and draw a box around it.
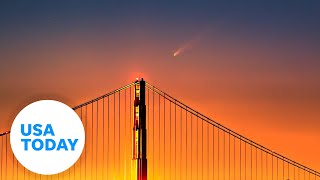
[0,1,320,171]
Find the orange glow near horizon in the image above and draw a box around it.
[1,87,319,179]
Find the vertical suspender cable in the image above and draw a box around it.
[91,103,94,179]
[266,152,268,180]
[213,125,215,180]
[283,160,284,180]
[207,123,210,179]
[180,106,182,180]
[130,88,132,180]
[158,94,160,179]
[6,134,7,179]
[102,98,105,180]
[244,141,247,180]
[153,88,155,180]
[218,127,220,180]
[251,142,252,180]
[107,96,110,179]
[256,147,257,180]
[287,162,289,180]
[147,88,149,180]
[303,168,306,180]
[169,102,171,180]
[196,116,198,179]
[163,95,166,179]
[80,107,83,180]
[14,136,17,180]
[209,124,211,180]
[113,95,116,179]
[12,135,14,180]
[118,92,121,178]
[0,136,2,180]
[125,89,127,179]
[261,148,263,180]
[185,110,187,180]
[202,115,204,180]
[85,106,88,180]
[272,152,273,180]
[174,101,177,180]
[229,131,231,180]
[294,164,295,180]
[16,143,18,180]
[240,137,241,180]
[277,157,278,180]
[191,115,193,180]
[234,136,236,180]
[96,101,99,180]
[201,120,204,180]
[224,131,225,180]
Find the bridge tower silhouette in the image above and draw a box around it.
[131,79,147,180]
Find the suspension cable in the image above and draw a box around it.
[146,83,320,177]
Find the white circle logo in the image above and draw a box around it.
[10,100,85,175]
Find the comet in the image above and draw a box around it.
[173,48,184,57]
[173,43,192,57]
[173,35,202,57]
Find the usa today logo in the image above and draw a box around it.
[10,100,85,175]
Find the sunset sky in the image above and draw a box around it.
[0,1,320,171]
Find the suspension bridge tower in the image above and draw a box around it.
[131,78,148,180]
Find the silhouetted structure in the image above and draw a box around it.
[0,79,319,180]
[131,79,147,180]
